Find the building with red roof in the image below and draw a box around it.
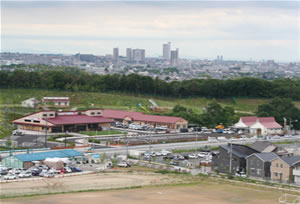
[234,116,282,136]
[12,109,113,133]
[101,109,188,129]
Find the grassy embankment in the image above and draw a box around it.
[1,88,300,140]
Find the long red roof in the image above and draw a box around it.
[241,116,258,126]
[257,117,282,128]
[45,115,113,125]
[101,109,184,124]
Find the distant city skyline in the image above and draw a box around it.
[1,1,299,62]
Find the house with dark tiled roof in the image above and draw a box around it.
[246,152,278,179]
[212,143,259,174]
[270,156,300,185]
[250,141,290,156]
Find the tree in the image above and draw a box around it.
[257,97,300,129]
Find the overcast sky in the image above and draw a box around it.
[1,1,299,61]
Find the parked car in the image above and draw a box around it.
[44,172,55,178]
[19,171,32,178]
[4,174,16,180]
[188,154,198,159]
[117,162,130,168]
[13,130,24,136]
[64,167,72,173]
[235,172,246,178]
[180,128,189,133]
[31,168,42,176]
[70,167,82,172]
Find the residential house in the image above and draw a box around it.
[212,143,259,174]
[21,97,40,108]
[270,156,300,184]
[42,97,70,107]
[246,152,278,179]
[250,141,290,156]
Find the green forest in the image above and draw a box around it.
[0,66,300,100]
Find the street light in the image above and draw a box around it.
[290,119,298,135]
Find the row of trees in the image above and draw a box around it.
[168,102,238,128]
[0,69,300,100]
[257,98,300,130]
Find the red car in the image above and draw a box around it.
[60,169,67,174]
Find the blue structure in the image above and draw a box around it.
[2,149,83,168]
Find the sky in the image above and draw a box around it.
[1,1,300,61]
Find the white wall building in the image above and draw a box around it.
[249,117,282,136]
[21,97,40,108]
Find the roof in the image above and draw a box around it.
[14,150,83,162]
[280,156,300,166]
[45,115,113,125]
[101,109,185,124]
[250,141,275,152]
[101,109,144,120]
[241,116,258,126]
[257,117,282,128]
[221,144,258,158]
[43,97,70,102]
[246,152,278,162]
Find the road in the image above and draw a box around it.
[91,137,300,155]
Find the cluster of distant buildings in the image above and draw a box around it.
[1,48,299,81]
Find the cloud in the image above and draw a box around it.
[1,1,299,61]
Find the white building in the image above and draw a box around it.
[249,117,282,136]
[21,97,40,108]
[163,42,171,60]
[42,97,70,107]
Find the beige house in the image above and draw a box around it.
[270,156,300,184]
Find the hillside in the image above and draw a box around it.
[1,88,300,139]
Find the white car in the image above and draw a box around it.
[44,172,55,178]
[64,167,72,173]
[160,150,171,156]
[4,174,16,180]
[188,154,198,159]
[117,162,130,168]
[18,171,32,178]
[198,152,208,158]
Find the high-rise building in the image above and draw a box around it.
[170,48,179,66]
[126,48,132,61]
[132,49,145,63]
[163,42,171,60]
[113,48,119,64]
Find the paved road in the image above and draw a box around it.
[91,137,300,155]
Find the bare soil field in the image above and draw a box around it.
[0,172,189,198]
[2,181,289,204]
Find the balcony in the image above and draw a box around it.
[293,169,300,176]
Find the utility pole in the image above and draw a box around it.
[195,131,198,155]
[44,115,48,148]
[229,135,233,174]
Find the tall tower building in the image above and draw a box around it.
[170,48,179,66]
[126,48,132,61]
[132,49,145,63]
[163,42,171,60]
[113,48,119,64]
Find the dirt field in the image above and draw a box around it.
[0,172,189,197]
[2,181,288,204]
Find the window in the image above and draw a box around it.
[91,112,95,115]
[257,169,261,175]
[43,114,47,117]
[97,112,101,115]
[58,102,61,105]
[49,114,54,117]
[274,172,278,177]
[33,120,40,123]
[24,119,31,122]
[280,164,283,168]
[65,102,67,105]
[276,163,279,167]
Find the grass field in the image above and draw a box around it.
[1,88,300,139]
[2,88,292,114]
[80,130,124,136]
